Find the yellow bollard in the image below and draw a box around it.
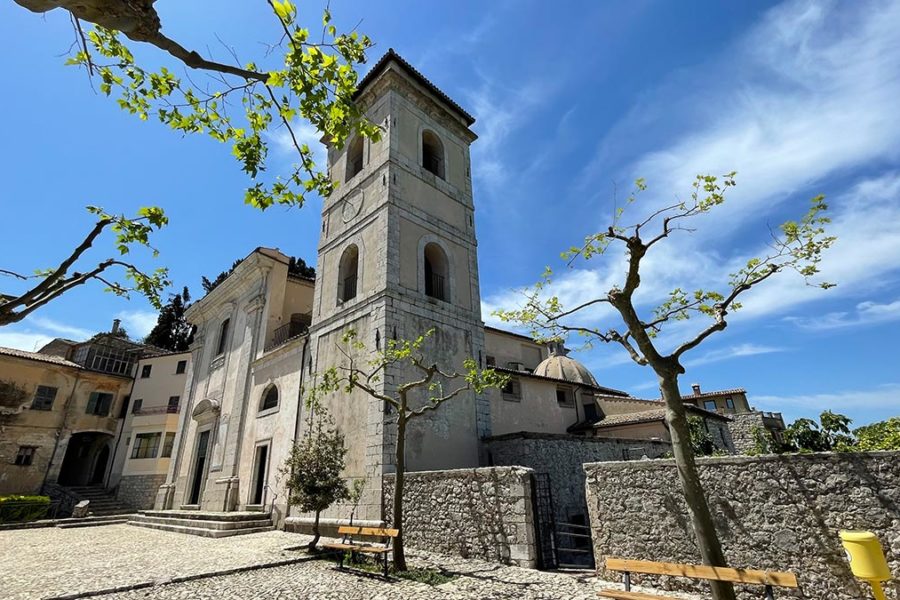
[840,530,892,600]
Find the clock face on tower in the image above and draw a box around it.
[341,190,363,223]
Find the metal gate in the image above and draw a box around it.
[531,472,558,569]
[531,472,596,570]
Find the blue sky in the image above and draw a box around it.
[2,0,898,426]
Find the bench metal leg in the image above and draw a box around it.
[623,572,631,592]
[384,552,389,578]
[338,551,345,569]
[764,584,775,600]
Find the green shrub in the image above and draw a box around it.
[0,495,50,523]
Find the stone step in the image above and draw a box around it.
[57,518,130,529]
[89,509,134,517]
[129,514,273,531]
[139,509,272,522]
[127,520,274,538]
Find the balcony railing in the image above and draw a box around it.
[425,273,445,301]
[133,404,180,416]
[265,319,310,352]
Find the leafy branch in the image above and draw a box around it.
[0,206,169,327]
[56,1,381,210]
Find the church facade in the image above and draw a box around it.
[153,51,743,526]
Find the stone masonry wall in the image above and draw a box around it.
[486,433,671,523]
[728,412,767,454]
[584,452,900,600]
[116,474,167,510]
[382,466,537,567]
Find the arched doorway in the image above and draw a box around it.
[90,444,110,485]
[58,432,114,487]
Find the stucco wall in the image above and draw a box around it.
[487,433,671,523]
[584,452,900,599]
[382,466,538,567]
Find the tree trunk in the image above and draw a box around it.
[659,373,736,600]
[308,509,321,552]
[392,410,407,571]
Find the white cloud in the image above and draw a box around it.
[754,383,900,425]
[26,317,91,340]
[683,343,786,368]
[115,310,158,340]
[0,331,54,352]
[268,119,328,170]
[785,298,900,330]
[484,0,900,346]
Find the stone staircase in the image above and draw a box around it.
[128,510,275,538]
[63,485,135,517]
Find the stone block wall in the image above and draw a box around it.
[728,412,767,454]
[382,466,537,567]
[584,452,900,599]
[116,474,167,510]
[487,433,671,524]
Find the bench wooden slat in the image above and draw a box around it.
[599,591,679,600]
[353,547,392,554]
[336,526,399,537]
[322,543,360,551]
[605,558,798,588]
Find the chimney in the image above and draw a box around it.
[691,383,701,395]
[111,318,121,335]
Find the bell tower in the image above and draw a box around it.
[308,50,488,520]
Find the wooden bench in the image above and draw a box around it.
[600,557,799,600]
[322,526,399,577]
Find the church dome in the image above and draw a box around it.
[533,344,600,387]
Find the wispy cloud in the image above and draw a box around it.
[684,343,786,368]
[754,383,900,425]
[27,317,92,340]
[267,119,328,171]
[785,298,900,331]
[485,0,900,347]
[0,331,54,352]
[115,310,158,340]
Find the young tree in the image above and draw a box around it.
[310,328,507,571]
[784,410,854,452]
[1,206,169,327]
[854,417,900,451]
[144,287,195,351]
[496,173,835,600]
[19,0,381,211]
[281,402,349,552]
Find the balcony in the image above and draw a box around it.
[265,315,311,352]
[761,411,786,430]
[133,404,180,416]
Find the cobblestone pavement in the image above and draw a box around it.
[105,555,610,600]
[0,524,703,600]
[0,525,302,600]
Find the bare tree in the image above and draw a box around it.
[1,206,169,327]
[496,173,835,600]
[310,328,507,571]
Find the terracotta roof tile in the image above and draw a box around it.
[0,346,83,369]
[354,48,476,126]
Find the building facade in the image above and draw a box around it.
[0,345,133,496]
[108,351,190,509]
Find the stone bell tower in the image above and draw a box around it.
[307,49,488,520]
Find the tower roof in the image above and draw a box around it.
[354,48,476,126]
